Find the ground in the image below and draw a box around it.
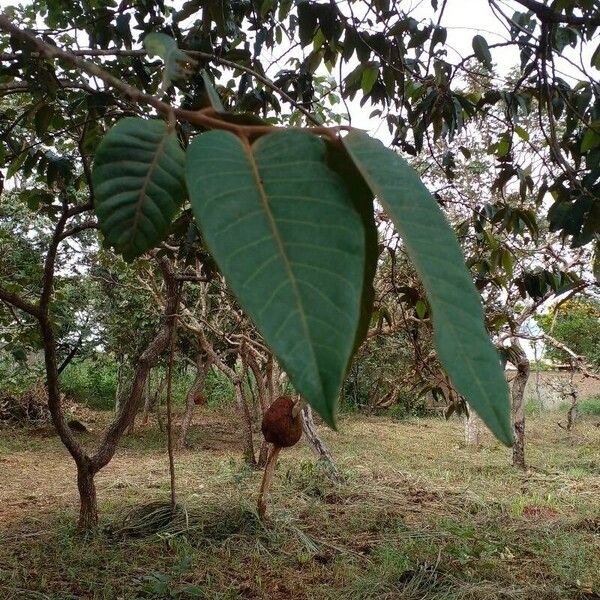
[0,409,599,600]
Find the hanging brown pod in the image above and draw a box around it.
[257,395,303,519]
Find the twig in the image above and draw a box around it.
[165,282,182,511]
[511,0,600,27]
[0,19,331,136]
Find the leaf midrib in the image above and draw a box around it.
[241,138,323,398]
[128,127,170,256]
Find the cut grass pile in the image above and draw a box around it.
[0,408,599,599]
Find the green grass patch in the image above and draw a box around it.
[0,411,599,599]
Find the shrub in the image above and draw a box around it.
[578,396,600,416]
[204,368,235,407]
[60,356,119,410]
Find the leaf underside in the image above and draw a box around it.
[343,131,513,446]
[186,130,366,426]
[92,117,186,261]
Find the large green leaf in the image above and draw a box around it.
[186,130,366,426]
[92,117,186,261]
[326,141,378,353]
[343,131,512,445]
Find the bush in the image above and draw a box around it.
[204,368,235,407]
[60,356,119,410]
[384,392,429,420]
[578,396,600,416]
[0,355,43,396]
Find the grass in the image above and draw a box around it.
[0,408,599,599]
[577,396,600,416]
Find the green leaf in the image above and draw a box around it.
[298,1,317,47]
[501,248,514,279]
[590,42,600,70]
[361,64,379,95]
[431,25,447,49]
[144,32,197,92]
[92,117,186,261]
[6,152,28,179]
[581,124,600,152]
[201,71,225,112]
[514,124,529,141]
[34,104,54,136]
[496,134,510,157]
[186,130,366,427]
[326,141,378,353]
[415,300,427,319]
[472,34,492,70]
[343,131,512,445]
[260,0,275,18]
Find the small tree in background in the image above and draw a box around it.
[537,299,600,369]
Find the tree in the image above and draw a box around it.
[2,0,598,528]
[537,298,600,368]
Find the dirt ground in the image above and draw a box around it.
[1,408,599,599]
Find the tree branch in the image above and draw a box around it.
[91,257,180,470]
[58,219,98,241]
[0,286,40,318]
[0,80,97,95]
[0,25,323,128]
[511,0,600,26]
[38,197,87,464]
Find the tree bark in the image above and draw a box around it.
[235,379,256,466]
[565,364,578,431]
[243,347,271,466]
[464,404,482,447]
[301,405,344,483]
[244,348,268,414]
[177,352,210,450]
[511,340,530,470]
[76,461,98,531]
[114,358,124,413]
[197,332,256,466]
[566,391,578,431]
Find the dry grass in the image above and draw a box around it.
[0,408,599,599]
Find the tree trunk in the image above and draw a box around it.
[511,340,530,470]
[141,372,152,425]
[464,404,482,447]
[301,405,344,483]
[258,353,276,467]
[196,334,256,466]
[91,259,180,473]
[177,353,210,450]
[566,390,578,431]
[244,349,268,414]
[235,380,256,466]
[565,366,578,431]
[114,359,124,413]
[243,347,269,461]
[269,356,283,398]
[76,462,98,531]
[258,440,270,468]
[139,375,166,431]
